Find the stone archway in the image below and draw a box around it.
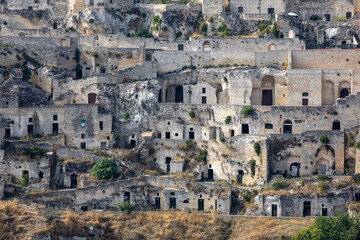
[315,145,335,174]
[203,41,211,51]
[339,81,350,98]
[261,75,275,106]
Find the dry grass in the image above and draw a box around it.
[0,201,47,240]
[38,211,232,240]
[0,202,313,240]
[230,217,314,240]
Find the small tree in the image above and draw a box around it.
[254,142,261,156]
[17,173,29,187]
[320,135,329,144]
[223,77,228,83]
[219,137,225,143]
[242,106,254,117]
[118,201,134,213]
[124,112,130,121]
[272,179,289,190]
[24,146,46,159]
[225,116,232,124]
[189,110,195,119]
[90,158,120,180]
[249,159,256,176]
[200,22,208,32]
[198,150,208,162]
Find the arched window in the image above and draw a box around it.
[203,41,211,51]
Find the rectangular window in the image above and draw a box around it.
[165,132,171,139]
[53,115,58,121]
[238,7,243,13]
[29,118,32,123]
[265,123,273,129]
[89,0,94,6]
[99,121,103,130]
[101,142,106,150]
[34,0,39,3]
[81,120,85,128]
[202,96,207,104]
[302,99,308,106]
[202,88,206,94]
[80,142,86,149]
[268,8,274,14]
[302,92,308,97]
[178,44,184,51]
[81,134,85,139]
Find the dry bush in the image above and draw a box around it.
[230,217,314,240]
[0,201,47,239]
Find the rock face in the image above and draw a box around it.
[0,79,49,106]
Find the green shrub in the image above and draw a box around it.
[89,18,94,23]
[294,215,360,240]
[24,146,46,159]
[223,76,228,83]
[355,141,360,149]
[17,173,29,187]
[319,175,333,181]
[189,110,195,119]
[36,11,43,19]
[67,27,75,32]
[320,135,329,144]
[249,159,256,176]
[118,201,134,213]
[225,116,232,124]
[124,112,130,121]
[198,150,208,162]
[242,106,253,117]
[162,26,168,31]
[272,179,289,190]
[219,137,225,143]
[90,158,120,180]
[270,21,277,37]
[309,15,321,21]
[176,31,182,38]
[134,28,153,38]
[185,139,195,148]
[200,22,208,32]
[318,180,327,191]
[254,142,261,156]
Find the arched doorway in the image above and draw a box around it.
[322,81,334,105]
[283,120,292,134]
[315,145,335,174]
[290,163,300,177]
[345,158,355,175]
[340,89,349,98]
[88,93,96,104]
[261,76,275,106]
[203,41,211,51]
[339,81,350,98]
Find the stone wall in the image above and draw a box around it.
[16,176,232,214]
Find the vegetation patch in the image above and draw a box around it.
[90,158,120,180]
